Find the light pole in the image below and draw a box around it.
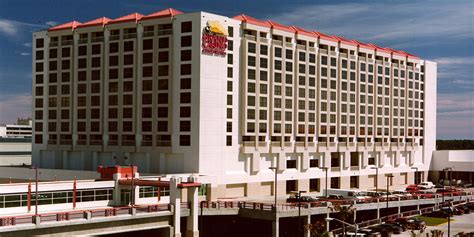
[411,167,419,184]
[319,167,329,201]
[269,167,278,211]
[370,166,379,195]
[326,217,358,237]
[442,167,453,203]
[293,190,307,237]
[386,174,394,208]
[34,166,38,216]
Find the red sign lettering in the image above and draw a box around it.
[202,33,228,56]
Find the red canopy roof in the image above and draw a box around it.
[268,20,295,33]
[290,26,315,37]
[76,17,111,28]
[142,8,183,20]
[48,21,82,32]
[233,14,271,28]
[313,31,337,42]
[108,12,143,24]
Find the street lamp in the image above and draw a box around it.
[292,190,307,237]
[326,217,358,237]
[411,167,419,184]
[370,166,379,195]
[318,167,329,200]
[29,166,39,216]
[386,174,394,208]
[269,167,278,211]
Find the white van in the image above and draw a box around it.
[325,189,370,200]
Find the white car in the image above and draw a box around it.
[418,182,435,189]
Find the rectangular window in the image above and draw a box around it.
[180,135,191,146]
[286,160,297,169]
[350,176,359,188]
[309,178,320,192]
[330,177,340,189]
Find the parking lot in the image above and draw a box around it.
[398,212,474,236]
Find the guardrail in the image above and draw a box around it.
[0,204,171,228]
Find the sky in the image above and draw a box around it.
[0,0,472,139]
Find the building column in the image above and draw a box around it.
[251,152,260,173]
[170,177,182,237]
[272,217,279,237]
[343,151,350,169]
[186,186,199,237]
[301,151,309,171]
[304,215,311,237]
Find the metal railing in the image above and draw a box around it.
[0,204,171,227]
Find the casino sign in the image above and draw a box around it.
[202,20,228,57]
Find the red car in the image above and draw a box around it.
[406,184,420,192]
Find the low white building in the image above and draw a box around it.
[429,150,474,185]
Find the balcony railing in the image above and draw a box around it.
[141,140,153,146]
[157,29,172,36]
[109,35,120,41]
[61,40,73,46]
[60,139,72,145]
[142,31,154,37]
[49,42,58,47]
[78,38,88,44]
[108,140,118,146]
[244,34,256,41]
[259,37,268,44]
[47,139,57,145]
[121,140,136,146]
[90,140,102,145]
[156,141,171,147]
[123,33,136,39]
[91,37,104,43]
[76,140,87,145]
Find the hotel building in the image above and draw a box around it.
[32,8,437,199]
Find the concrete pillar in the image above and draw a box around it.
[278,152,285,172]
[324,152,331,168]
[378,152,385,167]
[170,177,182,237]
[186,186,199,237]
[394,150,401,166]
[272,218,279,237]
[376,198,380,219]
[251,152,260,173]
[304,215,311,237]
[301,151,309,171]
[397,197,401,214]
[362,151,368,168]
[298,179,309,193]
[343,151,350,169]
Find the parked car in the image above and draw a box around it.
[423,210,451,218]
[392,190,413,198]
[459,205,471,214]
[465,202,474,210]
[369,223,403,234]
[406,184,420,192]
[286,195,318,203]
[418,182,435,189]
[405,217,426,231]
[328,194,345,200]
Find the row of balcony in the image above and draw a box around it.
[47,139,171,147]
[242,141,419,148]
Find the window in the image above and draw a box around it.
[286,180,297,194]
[159,37,169,48]
[181,35,192,47]
[36,38,44,48]
[368,157,376,165]
[310,159,319,168]
[309,179,320,192]
[124,41,134,52]
[143,39,153,50]
[350,176,359,188]
[181,50,192,61]
[286,160,297,169]
[331,153,340,168]
[330,177,340,189]
[350,152,359,167]
[109,42,118,53]
[181,21,192,33]
[180,135,191,146]
[180,121,191,132]
[226,136,232,146]
[181,64,191,75]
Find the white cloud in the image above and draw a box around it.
[432,57,474,66]
[0,19,18,36]
[0,94,32,124]
[437,92,474,138]
[23,42,31,47]
[19,52,30,56]
[438,92,474,112]
[0,19,46,38]
[268,0,474,42]
[45,21,58,27]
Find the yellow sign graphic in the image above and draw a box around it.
[206,20,228,36]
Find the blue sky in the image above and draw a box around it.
[0,0,472,139]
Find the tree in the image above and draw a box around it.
[304,221,330,237]
[333,204,356,237]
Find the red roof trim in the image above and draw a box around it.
[76,17,111,28]
[267,20,296,33]
[48,21,82,32]
[350,40,374,50]
[290,26,314,37]
[108,12,143,25]
[313,31,337,42]
[367,43,392,54]
[233,14,271,28]
[332,36,357,46]
[142,8,183,20]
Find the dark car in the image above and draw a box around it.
[405,218,426,231]
[459,205,471,214]
[286,195,318,203]
[369,223,403,235]
[386,218,407,231]
[328,194,344,200]
[465,202,474,210]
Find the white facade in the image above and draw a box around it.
[0,124,32,138]
[32,9,437,200]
